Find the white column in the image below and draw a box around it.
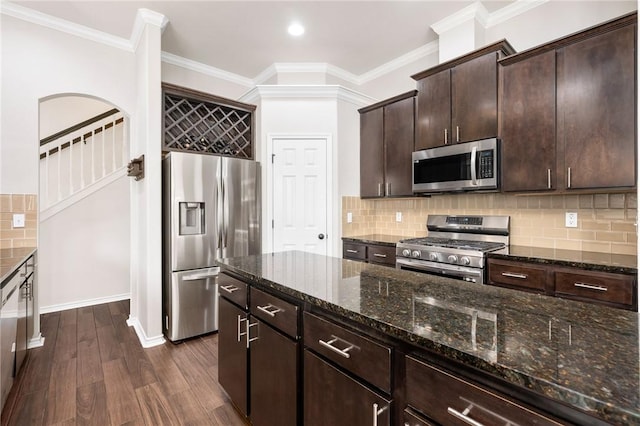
[431,2,489,63]
[127,8,168,348]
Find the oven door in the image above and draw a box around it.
[396,258,484,284]
[412,138,498,193]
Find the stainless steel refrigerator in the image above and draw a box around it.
[162,151,260,342]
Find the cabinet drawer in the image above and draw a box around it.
[343,243,367,260]
[487,259,548,293]
[366,245,396,266]
[403,408,436,426]
[303,312,391,393]
[218,273,248,309]
[250,287,299,338]
[406,356,563,426]
[555,269,636,308]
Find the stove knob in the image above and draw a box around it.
[402,249,411,257]
[412,250,421,258]
[461,256,471,265]
[447,255,458,264]
[429,252,438,261]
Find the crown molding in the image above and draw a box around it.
[161,51,254,88]
[431,2,490,34]
[0,1,133,51]
[359,40,439,84]
[239,85,377,107]
[485,0,550,28]
[130,8,169,51]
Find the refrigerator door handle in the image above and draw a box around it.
[217,167,224,258]
[222,174,228,249]
[182,267,220,281]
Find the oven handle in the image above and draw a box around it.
[396,258,483,280]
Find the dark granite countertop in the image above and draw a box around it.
[0,247,36,286]
[342,234,412,246]
[492,245,637,275]
[218,250,640,425]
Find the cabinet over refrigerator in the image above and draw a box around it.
[162,151,261,342]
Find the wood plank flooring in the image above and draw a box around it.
[1,300,248,426]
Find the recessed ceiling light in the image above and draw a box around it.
[288,22,305,37]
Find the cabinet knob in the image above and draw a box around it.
[318,233,325,240]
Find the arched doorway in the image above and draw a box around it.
[38,94,131,314]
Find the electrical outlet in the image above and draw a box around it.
[565,212,578,228]
[12,213,25,228]
[347,212,353,223]
[396,212,402,222]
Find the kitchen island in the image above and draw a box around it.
[217,250,639,425]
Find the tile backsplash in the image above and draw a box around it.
[342,192,637,255]
[0,194,37,249]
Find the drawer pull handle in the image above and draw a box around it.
[373,253,387,258]
[574,282,607,292]
[346,249,359,254]
[372,403,387,426]
[447,406,485,426]
[501,272,527,280]
[220,284,239,294]
[256,304,282,317]
[318,336,355,359]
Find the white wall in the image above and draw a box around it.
[161,61,251,100]
[0,15,137,194]
[39,176,130,311]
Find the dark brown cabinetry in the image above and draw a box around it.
[487,258,637,310]
[412,41,515,150]
[303,350,391,426]
[359,91,416,198]
[218,296,249,416]
[303,312,392,425]
[405,356,562,426]
[500,13,636,192]
[218,274,300,426]
[343,241,396,266]
[500,51,556,192]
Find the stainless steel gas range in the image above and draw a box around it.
[396,215,510,284]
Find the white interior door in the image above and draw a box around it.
[272,137,328,255]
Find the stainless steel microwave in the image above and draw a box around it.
[412,138,499,193]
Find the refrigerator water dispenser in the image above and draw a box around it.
[179,202,205,235]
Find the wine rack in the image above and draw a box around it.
[162,83,256,159]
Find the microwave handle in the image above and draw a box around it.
[470,146,477,185]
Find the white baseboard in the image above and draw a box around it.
[126,316,166,348]
[28,334,45,349]
[39,293,131,314]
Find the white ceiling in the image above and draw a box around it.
[13,1,518,79]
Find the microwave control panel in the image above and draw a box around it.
[478,150,494,178]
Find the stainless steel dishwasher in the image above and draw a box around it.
[1,272,20,410]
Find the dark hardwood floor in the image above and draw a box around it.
[1,300,248,425]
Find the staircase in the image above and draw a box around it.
[39,109,127,220]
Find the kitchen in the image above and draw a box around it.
[0,1,638,425]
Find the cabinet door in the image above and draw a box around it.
[360,108,385,197]
[250,319,298,426]
[303,350,391,426]
[218,297,248,417]
[500,51,557,192]
[415,69,451,149]
[384,97,415,196]
[452,52,499,144]
[558,24,636,189]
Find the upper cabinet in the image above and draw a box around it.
[412,41,515,150]
[359,91,416,198]
[500,13,637,193]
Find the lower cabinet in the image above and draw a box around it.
[218,296,249,416]
[487,258,637,311]
[303,350,391,426]
[405,356,562,426]
[343,241,396,267]
[218,278,299,426]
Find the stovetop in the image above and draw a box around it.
[398,237,505,253]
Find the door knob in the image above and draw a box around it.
[318,233,325,240]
